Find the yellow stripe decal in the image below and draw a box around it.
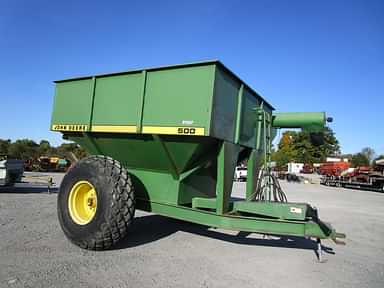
[91,125,137,133]
[51,124,88,132]
[142,126,205,136]
[52,124,204,135]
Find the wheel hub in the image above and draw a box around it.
[68,180,97,225]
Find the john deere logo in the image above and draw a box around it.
[52,124,88,132]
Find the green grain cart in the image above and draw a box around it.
[51,60,345,256]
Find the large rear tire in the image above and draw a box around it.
[58,156,135,250]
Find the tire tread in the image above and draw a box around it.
[61,155,135,250]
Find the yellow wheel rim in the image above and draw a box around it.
[68,180,97,225]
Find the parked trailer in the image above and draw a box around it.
[51,60,345,255]
[319,161,350,176]
[0,157,24,186]
[321,173,384,192]
[39,156,70,172]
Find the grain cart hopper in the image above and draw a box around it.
[51,61,345,255]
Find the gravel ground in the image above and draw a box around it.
[0,173,383,288]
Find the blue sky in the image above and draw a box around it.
[0,0,383,155]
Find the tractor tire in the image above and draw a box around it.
[57,155,135,250]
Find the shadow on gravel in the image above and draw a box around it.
[115,214,335,258]
[0,185,58,194]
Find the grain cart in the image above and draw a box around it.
[51,61,345,256]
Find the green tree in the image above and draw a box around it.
[57,143,88,160]
[351,153,369,167]
[271,131,297,167]
[291,131,316,164]
[0,139,11,155]
[317,127,341,160]
[361,147,376,164]
[272,127,340,167]
[38,140,54,156]
[8,139,39,160]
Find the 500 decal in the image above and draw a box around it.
[177,127,197,135]
[142,126,205,136]
[52,124,88,132]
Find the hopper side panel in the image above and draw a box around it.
[142,65,214,135]
[239,87,258,148]
[91,73,142,131]
[211,67,240,142]
[51,79,94,128]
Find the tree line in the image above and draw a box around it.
[271,128,381,168]
[1,134,381,168]
[0,139,88,161]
